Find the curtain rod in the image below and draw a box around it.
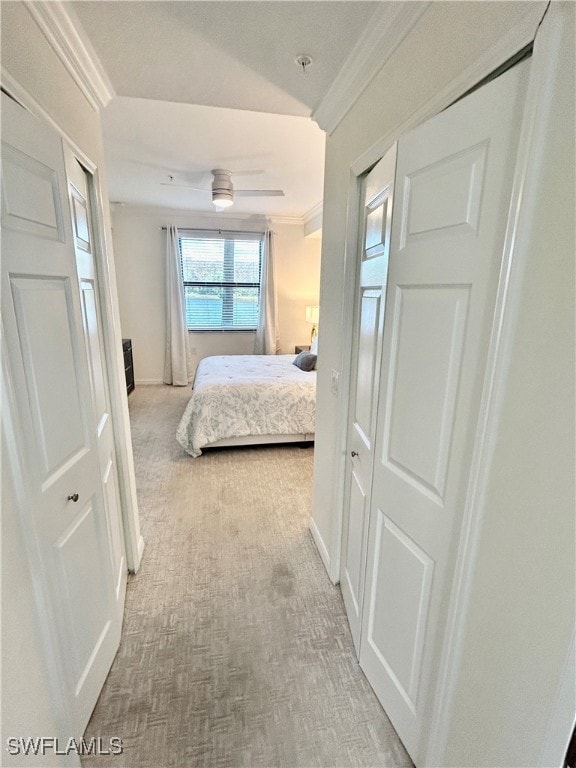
[161,226,265,235]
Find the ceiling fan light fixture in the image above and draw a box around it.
[211,168,234,208]
[212,192,234,209]
[160,168,283,206]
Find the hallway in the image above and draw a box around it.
[83,385,411,768]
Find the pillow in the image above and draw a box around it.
[310,335,318,355]
[293,351,317,371]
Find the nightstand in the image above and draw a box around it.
[295,345,311,354]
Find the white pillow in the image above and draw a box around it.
[310,335,318,355]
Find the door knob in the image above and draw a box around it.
[67,493,79,503]
[350,451,358,458]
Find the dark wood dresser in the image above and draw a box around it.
[122,339,134,395]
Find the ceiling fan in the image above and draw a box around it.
[161,169,285,210]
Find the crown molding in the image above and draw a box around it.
[303,200,323,236]
[24,1,115,111]
[110,204,305,227]
[312,2,430,135]
[303,200,323,225]
[268,215,306,226]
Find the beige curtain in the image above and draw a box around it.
[163,226,193,385]
[254,229,279,354]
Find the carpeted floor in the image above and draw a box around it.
[83,385,412,768]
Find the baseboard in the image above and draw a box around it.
[134,378,164,385]
[308,516,332,578]
[539,632,575,767]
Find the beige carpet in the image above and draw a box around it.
[83,385,412,768]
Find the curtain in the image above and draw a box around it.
[164,226,193,386]
[254,229,279,354]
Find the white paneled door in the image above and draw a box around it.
[1,93,125,736]
[340,145,396,652]
[65,149,127,609]
[348,62,529,763]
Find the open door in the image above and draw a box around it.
[358,61,530,762]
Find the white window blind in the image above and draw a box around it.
[178,230,264,331]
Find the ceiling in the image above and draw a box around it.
[101,98,326,218]
[65,1,383,218]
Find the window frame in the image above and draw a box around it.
[178,229,264,333]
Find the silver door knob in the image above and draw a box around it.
[67,493,79,502]
[351,451,358,457]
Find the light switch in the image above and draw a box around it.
[330,369,340,395]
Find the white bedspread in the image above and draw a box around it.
[176,355,316,457]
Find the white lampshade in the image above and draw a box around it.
[306,305,319,343]
[305,305,319,325]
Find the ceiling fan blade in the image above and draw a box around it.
[229,169,265,177]
[235,189,285,197]
[160,182,207,191]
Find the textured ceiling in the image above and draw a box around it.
[101,98,326,217]
[66,1,382,217]
[69,1,380,116]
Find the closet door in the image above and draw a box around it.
[340,144,396,652]
[1,92,124,736]
[358,61,529,762]
[65,149,127,614]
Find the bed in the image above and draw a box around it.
[176,354,316,457]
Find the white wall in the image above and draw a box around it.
[310,1,574,766]
[111,205,321,383]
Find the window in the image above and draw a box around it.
[178,230,263,331]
